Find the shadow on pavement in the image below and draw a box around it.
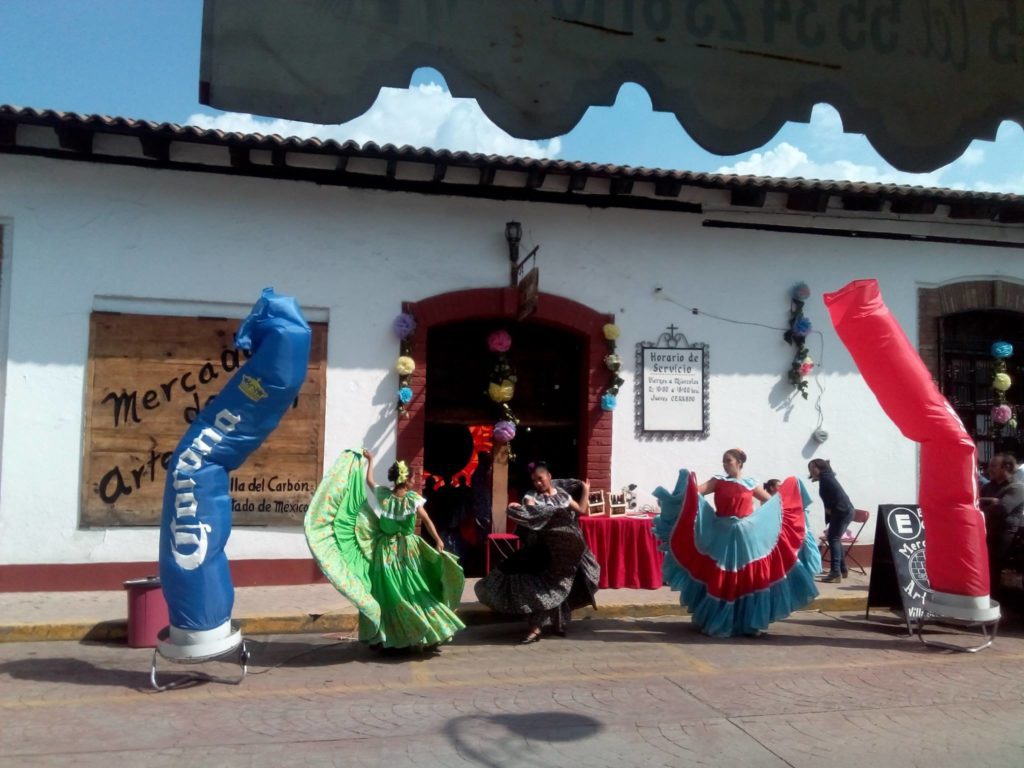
[0,657,197,691]
[443,712,602,768]
[242,637,446,670]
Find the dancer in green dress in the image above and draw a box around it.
[305,448,465,651]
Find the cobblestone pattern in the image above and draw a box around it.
[1,612,1022,767]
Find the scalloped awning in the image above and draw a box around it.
[200,1,1024,174]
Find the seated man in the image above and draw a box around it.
[980,453,1024,595]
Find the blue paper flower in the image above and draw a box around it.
[791,282,811,301]
[793,315,813,336]
[992,340,1014,359]
[392,313,417,340]
[601,393,617,411]
[398,386,413,404]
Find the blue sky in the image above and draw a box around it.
[3,0,1023,192]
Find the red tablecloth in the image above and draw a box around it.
[580,515,664,590]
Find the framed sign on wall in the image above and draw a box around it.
[635,324,709,440]
[80,311,327,527]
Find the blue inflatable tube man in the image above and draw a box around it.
[158,288,311,645]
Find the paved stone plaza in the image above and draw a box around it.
[1,610,1022,767]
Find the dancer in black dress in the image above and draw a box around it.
[474,462,600,643]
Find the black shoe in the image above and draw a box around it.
[822,573,842,583]
[520,629,542,645]
[841,568,849,578]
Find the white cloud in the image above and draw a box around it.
[714,103,1004,189]
[960,147,985,167]
[716,141,945,187]
[187,82,561,158]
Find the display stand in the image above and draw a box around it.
[866,503,1000,651]
[150,621,250,691]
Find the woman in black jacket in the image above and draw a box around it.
[808,459,855,583]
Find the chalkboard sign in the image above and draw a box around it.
[635,325,709,439]
[866,504,933,633]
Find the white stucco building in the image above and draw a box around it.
[1,105,1023,590]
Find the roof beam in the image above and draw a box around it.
[609,177,634,195]
[786,190,829,213]
[654,178,683,197]
[526,167,546,189]
[841,195,885,212]
[889,198,938,215]
[140,136,170,162]
[0,121,16,146]
[567,174,587,192]
[730,187,767,207]
[55,125,93,155]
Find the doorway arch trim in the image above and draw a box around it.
[398,287,614,489]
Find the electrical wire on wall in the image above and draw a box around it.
[652,287,829,439]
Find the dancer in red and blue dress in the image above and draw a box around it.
[653,448,821,637]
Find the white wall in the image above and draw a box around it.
[1,153,1022,565]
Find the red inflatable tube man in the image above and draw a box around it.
[824,279,996,619]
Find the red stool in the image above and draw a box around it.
[485,533,520,574]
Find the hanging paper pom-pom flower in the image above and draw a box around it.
[799,358,814,377]
[396,356,415,376]
[488,380,515,403]
[392,313,417,340]
[793,316,813,337]
[601,393,617,411]
[602,323,620,341]
[604,354,622,372]
[791,282,811,301]
[398,386,413,404]
[487,330,512,353]
[992,340,1014,359]
[993,404,1013,424]
[994,372,1013,392]
[1009,418,1019,430]
[493,420,517,444]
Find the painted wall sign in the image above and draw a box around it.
[636,325,709,439]
[80,311,327,527]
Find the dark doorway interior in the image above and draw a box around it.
[941,310,1024,466]
[425,320,584,492]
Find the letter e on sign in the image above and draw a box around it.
[886,506,922,541]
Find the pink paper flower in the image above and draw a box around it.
[488,329,512,353]
[993,404,1013,425]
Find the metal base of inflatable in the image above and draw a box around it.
[150,620,250,691]
[915,591,1001,653]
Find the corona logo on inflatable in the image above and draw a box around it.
[157,288,311,661]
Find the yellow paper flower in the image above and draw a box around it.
[994,372,1012,392]
[489,379,515,403]
[396,356,416,376]
[603,323,620,341]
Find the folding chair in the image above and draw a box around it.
[818,509,870,575]
[485,517,520,575]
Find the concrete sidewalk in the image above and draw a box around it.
[0,572,871,643]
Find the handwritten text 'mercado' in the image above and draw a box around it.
[169,408,241,571]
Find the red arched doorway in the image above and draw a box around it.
[398,287,613,492]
